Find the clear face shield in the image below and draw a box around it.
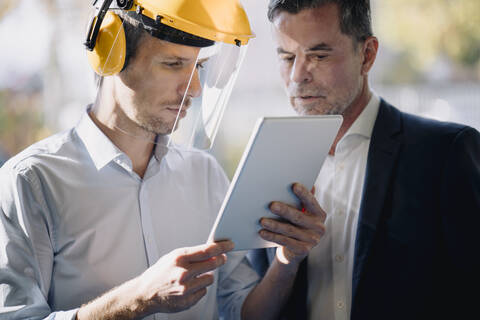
[168,42,248,149]
[87,9,248,150]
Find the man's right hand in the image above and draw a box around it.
[77,241,234,320]
[136,240,234,315]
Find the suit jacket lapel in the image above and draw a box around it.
[352,100,403,304]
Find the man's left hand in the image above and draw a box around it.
[259,183,326,267]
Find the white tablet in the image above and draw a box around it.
[208,116,342,251]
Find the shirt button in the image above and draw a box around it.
[24,267,34,278]
[337,301,345,309]
[335,254,344,263]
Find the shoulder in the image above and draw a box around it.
[403,110,468,138]
[0,130,72,214]
[1,128,78,180]
[380,99,477,147]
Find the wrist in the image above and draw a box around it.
[77,277,148,320]
[125,276,152,318]
[272,254,301,276]
[275,249,304,271]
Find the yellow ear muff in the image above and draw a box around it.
[87,11,126,76]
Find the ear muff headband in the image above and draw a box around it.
[87,11,127,76]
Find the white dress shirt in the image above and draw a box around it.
[307,94,380,320]
[0,109,259,320]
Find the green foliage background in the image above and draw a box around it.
[1,0,479,159]
[376,0,480,74]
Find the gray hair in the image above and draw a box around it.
[267,0,373,43]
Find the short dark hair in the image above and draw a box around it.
[94,11,213,85]
[267,0,373,43]
[118,11,213,72]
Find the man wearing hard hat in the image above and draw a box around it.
[0,0,329,319]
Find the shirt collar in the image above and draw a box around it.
[152,135,170,162]
[76,107,174,172]
[75,106,126,170]
[343,92,380,140]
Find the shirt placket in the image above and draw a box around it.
[331,151,348,320]
[138,180,167,320]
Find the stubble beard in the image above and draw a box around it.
[134,98,192,136]
[291,96,351,116]
[289,83,359,117]
[137,114,174,135]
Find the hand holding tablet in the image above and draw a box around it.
[208,116,342,251]
[260,182,327,265]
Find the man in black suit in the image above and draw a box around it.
[246,1,480,319]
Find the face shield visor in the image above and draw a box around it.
[169,42,248,149]
[86,3,252,150]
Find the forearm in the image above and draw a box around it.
[77,277,148,320]
[241,256,300,320]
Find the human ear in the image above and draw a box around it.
[361,36,379,75]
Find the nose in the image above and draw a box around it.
[290,56,312,84]
[179,69,202,99]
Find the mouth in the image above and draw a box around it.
[166,107,188,118]
[295,95,324,102]
[293,96,325,106]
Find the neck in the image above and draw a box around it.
[90,80,155,178]
[329,79,372,156]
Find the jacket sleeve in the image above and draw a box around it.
[217,251,260,320]
[439,126,480,313]
[0,166,78,320]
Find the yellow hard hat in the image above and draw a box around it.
[135,0,254,46]
[85,0,254,76]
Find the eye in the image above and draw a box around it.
[311,54,327,61]
[162,61,184,68]
[196,61,205,69]
[279,55,295,63]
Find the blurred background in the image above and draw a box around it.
[0,0,479,176]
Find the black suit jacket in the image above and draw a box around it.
[248,100,480,320]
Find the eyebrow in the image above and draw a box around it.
[276,43,333,55]
[306,43,333,52]
[277,47,292,55]
[166,55,190,61]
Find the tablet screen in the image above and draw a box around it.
[208,116,342,251]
